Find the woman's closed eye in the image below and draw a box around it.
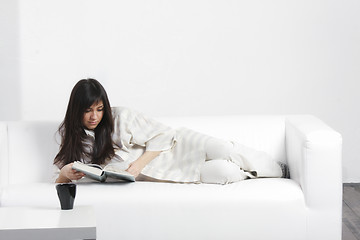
[85,107,103,113]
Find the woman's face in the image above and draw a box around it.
[82,101,104,130]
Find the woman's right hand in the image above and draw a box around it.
[56,163,85,183]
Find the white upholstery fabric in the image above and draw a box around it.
[4,122,60,185]
[0,115,342,240]
[285,115,343,240]
[0,123,8,187]
[157,115,287,163]
[1,180,306,240]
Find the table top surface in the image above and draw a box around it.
[0,205,96,230]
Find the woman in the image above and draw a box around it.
[54,78,287,184]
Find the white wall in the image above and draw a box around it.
[0,0,21,120]
[1,0,359,182]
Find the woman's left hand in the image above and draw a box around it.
[126,160,146,178]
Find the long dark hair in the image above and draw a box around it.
[54,78,115,168]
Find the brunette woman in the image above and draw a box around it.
[54,79,287,184]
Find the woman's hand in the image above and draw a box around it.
[126,151,161,178]
[126,160,147,178]
[56,163,85,183]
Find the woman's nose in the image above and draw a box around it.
[90,111,98,119]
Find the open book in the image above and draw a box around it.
[72,161,135,182]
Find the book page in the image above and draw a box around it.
[72,161,103,176]
[104,165,132,176]
[104,164,135,182]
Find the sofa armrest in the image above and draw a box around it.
[285,115,342,239]
[0,122,9,188]
[285,115,342,208]
[0,122,8,206]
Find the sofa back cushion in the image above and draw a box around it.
[2,115,286,185]
[158,115,286,163]
[5,122,60,185]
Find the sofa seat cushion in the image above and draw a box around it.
[1,179,306,240]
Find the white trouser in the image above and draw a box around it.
[200,138,282,184]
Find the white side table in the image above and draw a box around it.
[0,205,96,240]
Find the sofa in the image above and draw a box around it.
[0,114,342,240]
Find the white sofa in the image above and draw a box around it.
[0,115,342,240]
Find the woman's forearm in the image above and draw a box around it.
[55,163,85,183]
[126,151,161,177]
[139,151,161,165]
[55,175,72,183]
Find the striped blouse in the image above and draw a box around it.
[109,106,212,183]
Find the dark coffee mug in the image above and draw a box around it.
[56,183,76,210]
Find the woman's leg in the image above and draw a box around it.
[201,138,249,184]
[229,142,283,178]
[200,159,249,184]
[201,137,283,184]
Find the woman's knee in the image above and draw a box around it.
[200,159,248,184]
[205,138,233,160]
